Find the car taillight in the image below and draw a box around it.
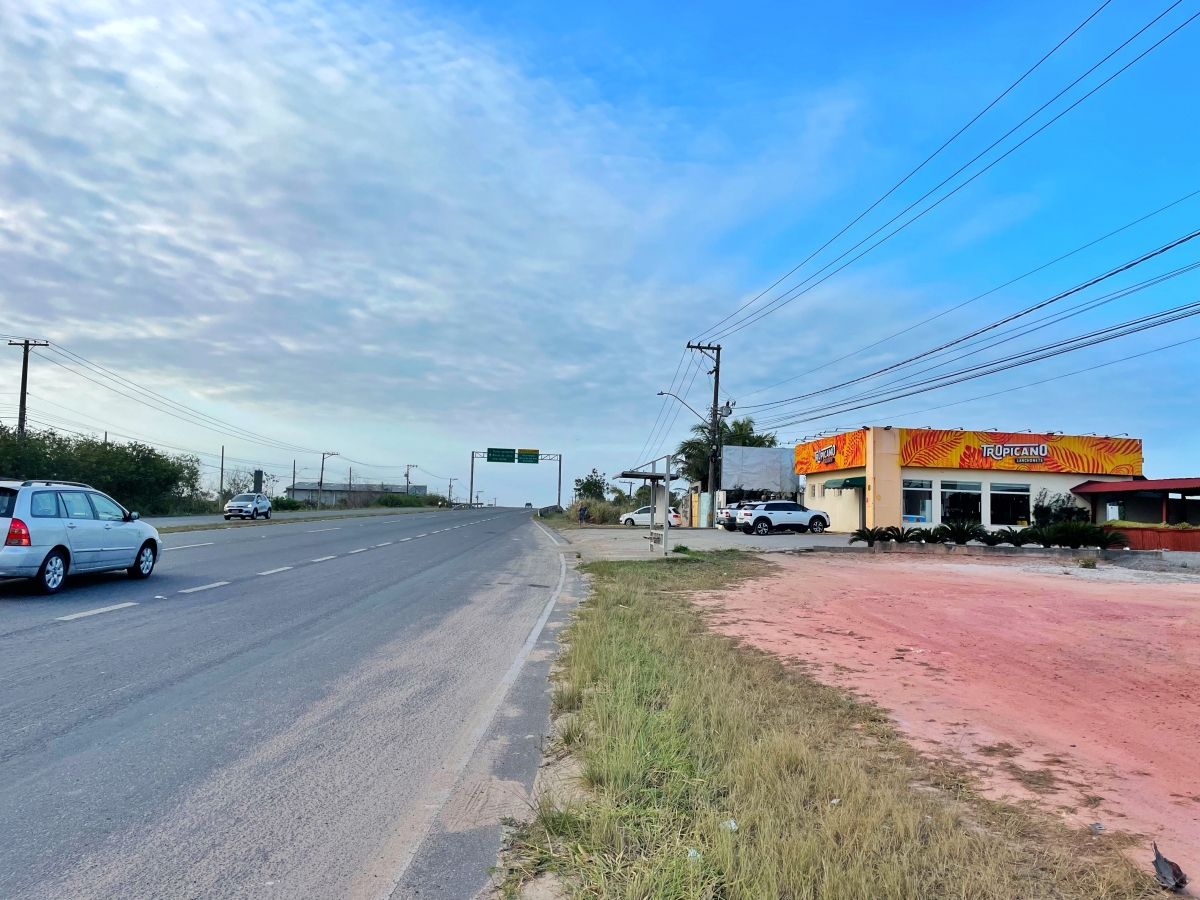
[5,518,31,547]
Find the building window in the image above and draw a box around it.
[941,480,982,523]
[990,482,1030,526]
[902,479,933,523]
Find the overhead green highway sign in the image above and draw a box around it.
[486,447,516,463]
[517,449,539,464]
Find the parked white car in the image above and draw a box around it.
[224,493,272,520]
[621,506,682,527]
[0,480,162,594]
[737,501,829,535]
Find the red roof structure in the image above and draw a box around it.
[1071,478,1200,494]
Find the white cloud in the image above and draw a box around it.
[0,0,863,495]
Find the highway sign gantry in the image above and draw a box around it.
[486,448,516,463]
[517,449,539,464]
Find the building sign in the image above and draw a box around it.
[794,429,866,474]
[899,429,1142,475]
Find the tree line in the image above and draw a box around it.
[0,426,206,515]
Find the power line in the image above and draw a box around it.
[763,296,1200,428]
[705,4,1199,342]
[732,186,1200,402]
[742,226,1200,413]
[692,0,1116,343]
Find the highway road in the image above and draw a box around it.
[0,507,577,900]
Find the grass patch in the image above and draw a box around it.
[504,550,1155,899]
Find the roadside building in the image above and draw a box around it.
[284,481,426,506]
[795,427,1142,532]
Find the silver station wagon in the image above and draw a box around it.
[0,480,163,594]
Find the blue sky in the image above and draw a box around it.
[1,0,1197,502]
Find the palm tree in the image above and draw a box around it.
[676,417,776,490]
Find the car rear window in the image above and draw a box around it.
[0,489,15,518]
[30,491,61,518]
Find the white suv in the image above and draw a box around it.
[621,506,682,527]
[737,501,830,535]
[224,493,272,520]
[0,480,163,594]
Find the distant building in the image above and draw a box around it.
[284,481,427,505]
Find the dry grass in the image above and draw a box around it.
[503,550,1157,900]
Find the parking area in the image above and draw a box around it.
[548,523,852,561]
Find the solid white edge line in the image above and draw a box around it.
[310,555,336,562]
[257,566,293,575]
[378,552,567,899]
[532,520,567,545]
[163,542,215,551]
[56,601,138,621]
[179,581,230,594]
[348,548,367,554]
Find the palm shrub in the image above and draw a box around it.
[935,520,987,545]
[992,527,1028,546]
[849,526,891,547]
[883,525,923,542]
[978,530,1005,546]
[907,527,937,543]
[1095,528,1127,549]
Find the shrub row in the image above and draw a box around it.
[851,520,1127,550]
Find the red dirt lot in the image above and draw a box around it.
[698,554,1200,879]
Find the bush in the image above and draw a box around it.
[1019,522,1125,549]
[883,526,923,543]
[849,526,890,547]
[271,496,308,511]
[934,520,988,545]
[566,499,635,525]
[993,527,1031,546]
[373,492,447,508]
[0,425,203,515]
[906,527,938,543]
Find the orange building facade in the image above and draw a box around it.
[794,427,1142,532]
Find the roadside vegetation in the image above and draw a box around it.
[851,520,1127,549]
[0,425,205,514]
[504,551,1155,899]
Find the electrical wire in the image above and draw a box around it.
[732,186,1200,402]
[692,0,1116,343]
[763,297,1200,428]
[705,4,1199,342]
[742,225,1200,414]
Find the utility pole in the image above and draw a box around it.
[318,451,338,509]
[292,460,296,501]
[687,342,721,527]
[469,451,475,508]
[219,446,225,501]
[476,491,482,506]
[8,339,49,436]
[348,467,353,507]
[447,478,456,504]
[405,464,416,495]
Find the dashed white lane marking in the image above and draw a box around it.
[258,566,293,575]
[399,538,412,542]
[307,527,341,533]
[56,602,138,621]
[179,581,230,594]
[311,555,336,562]
[375,542,393,547]
[348,548,367,554]
[416,534,428,538]
[164,542,214,551]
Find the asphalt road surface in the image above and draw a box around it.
[0,507,576,899]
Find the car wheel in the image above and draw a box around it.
[624,518,635,526]
[739,526,753,534]
[265,508,271,519]
[809,519,826,534]
[250,508,258,520]
[128,542,156,579]
[753,518,772,536]
[224,515,231,520]
[722,523,737,531]
[35,548,68,595]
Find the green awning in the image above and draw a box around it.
[823,476,865,489]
